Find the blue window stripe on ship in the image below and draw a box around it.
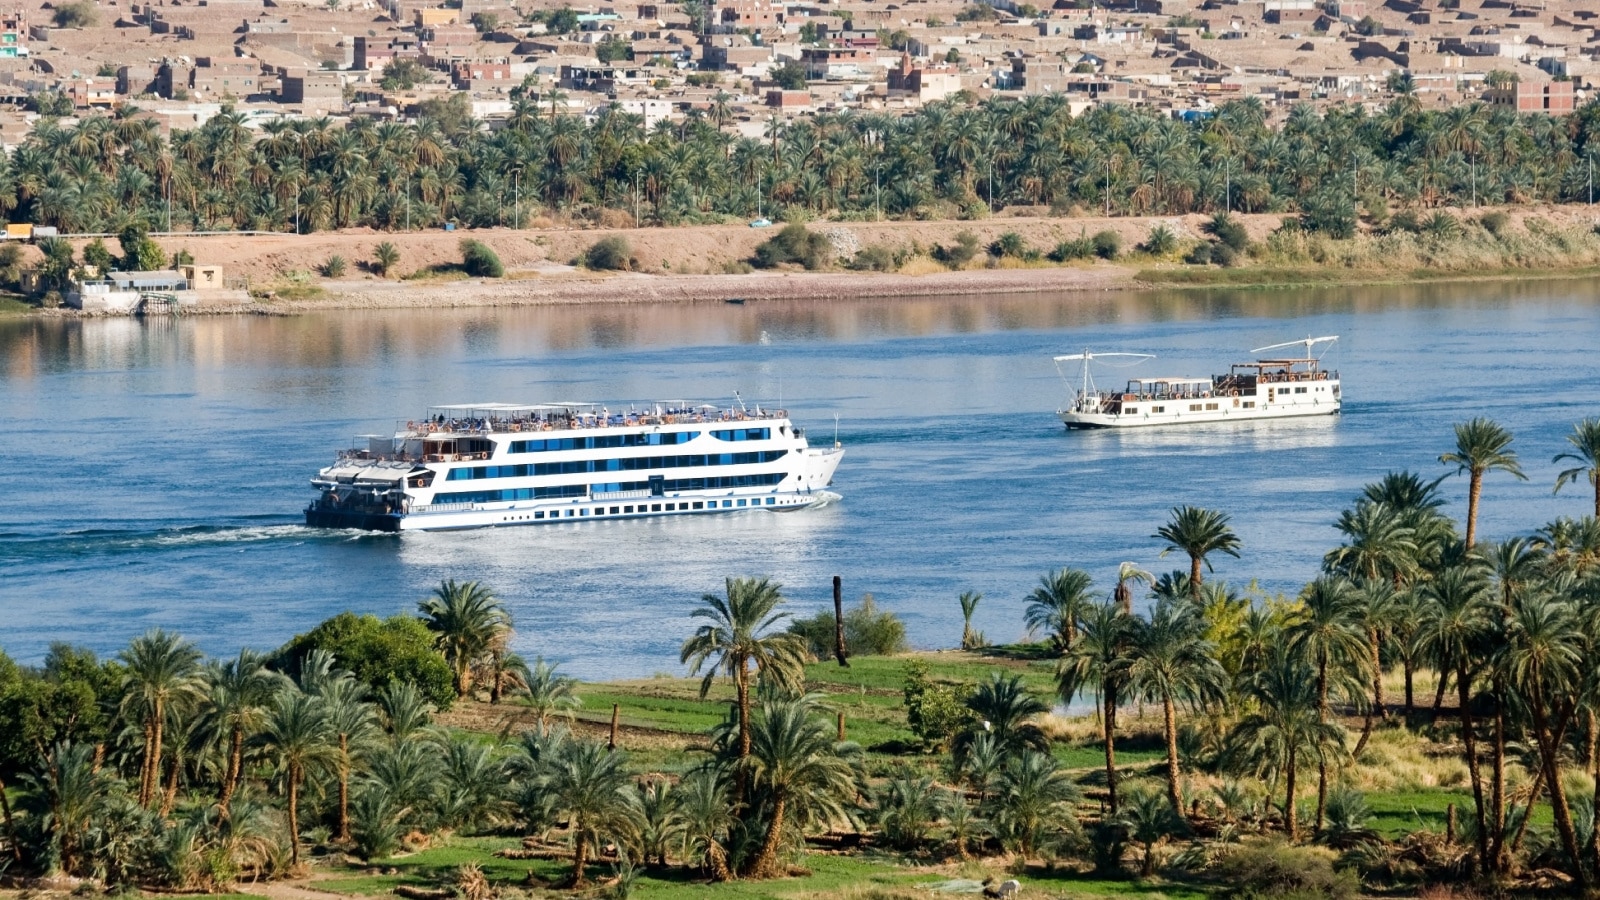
[445,450,788,480]
[431,472,786,505]
[510,431,701,453]
[711,428,769,441]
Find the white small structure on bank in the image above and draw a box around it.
[66,264,248,313]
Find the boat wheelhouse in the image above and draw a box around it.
[305,400,843,531]
[1056,337,1341,429]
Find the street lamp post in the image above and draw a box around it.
[513,169,520,230]
[874,161,880,221]
[634,169,641,226]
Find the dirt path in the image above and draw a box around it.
[235,877,353,900]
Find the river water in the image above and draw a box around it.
[3,280,1598,679]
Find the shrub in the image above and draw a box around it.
[1185,242,1214,265]
[321,254,347,277]
[172,248,194,267]
[372,241,400,277]
[52,0,96,27]
[1048,236,1094,262]
[82,238,113,274]
[459,239,504,277]
[1479,210,1510,236]
[1421,211,1461,239]
[847,244,896,271]
[1386,210,1421,234]
[788,593,908,659]
[1212,839,1359,900]
[1212,243,1239,267]
[583,235,632,271]
[1092,229,1122,259]
[752,223,831,270]
[989,231,1029,258]
[902,660,972,752]
[118,225,166,272]
[1206,212,1250,252]
[1139,225,1178,256]
[276,612,456,709]
[933,230,981,268]
[1299,188,1357,239]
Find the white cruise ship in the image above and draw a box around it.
[305,399,844,531]
[1056,337,1341,429]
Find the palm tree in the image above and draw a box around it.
[372,240,400,277]
[679,576,808,761]
[1288,576,1370,836]
[119,628,204,807]
[958,590,983,649]
[202,648,285,820]
[1114,562,1155,614]
[418,579,511,700]
[1413,565,1493,865]
[1115,783,1183,876]
[957,672,1050,764]
[1553,417,1600,518]
[1023,567,1095,650]
[523,656,582,726]
[19,742,115,877]
[632,779,684,868]
[1439,417,1526,548]
[1325,502,1418,584]
[1226,646,1346,842]
[742,699,861,878]
[258,690,338,868]
[1500,585,1587,887]
[1128,597,1226,815]
[545,738,638,887]
[675,770,735,881]
[1155,506,1242,597]
[983,749,1078,858]
[319,673,380,843]
[1056,600,1133,813]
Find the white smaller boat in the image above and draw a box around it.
[1056,336,1341,429]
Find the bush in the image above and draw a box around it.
[1212,243,1239,267]
[788,593,908,659]
[1421,211,1461,239]
[82,238,113,274]
[1048,236,1094,262]
[1185,242,1214,265]
[752,223,831,270]
[372,241,400,277]
[321,254,347,278]
[1092,229,1122,259]
[52,0,96,27]
[583,236,632,271]
[933,230,981,268]
[989,231,1029,258]
[1206,212,1250,252]
[1480,210,1510,236]
[459,239,504,277]
[276,612,456,709]
[1139,225,1177,256]
[1212,839,1359,900]
[847,244,896,271]
[118,225,166,272]
[903,660,972,752]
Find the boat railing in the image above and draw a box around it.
[593,488,652,501]
[401,407,789,438]
[412,502,476,514]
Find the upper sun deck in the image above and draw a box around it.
[1229,356,1338,383]
[403,401,791,438]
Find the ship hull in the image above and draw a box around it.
[1060,402,1340,429]
[305,487,835,531]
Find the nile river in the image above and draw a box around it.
[3,280,1598,679]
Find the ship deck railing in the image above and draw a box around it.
[400,406,789,439]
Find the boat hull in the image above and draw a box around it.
[305,488,834,531]
[1060,403,1340,429]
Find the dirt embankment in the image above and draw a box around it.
[44,204,1600,312]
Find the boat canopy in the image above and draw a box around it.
[1127,377,1212,386]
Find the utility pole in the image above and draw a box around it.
[1224,157,1231,214]
[1589,155,1593,206]
[513,169,520,230]
[1470,157,1476,208]
[634,169,641,226]
[874,161,880,221]
[1104,158,1110,217]
[832,575,848,668]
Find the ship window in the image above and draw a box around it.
[1244,401,1255,408]
[610,506,620,514]
[1125,407,1137,414]
[693,501,704,509]
[766,497,775,505]
[580,509,589,516]
[651,503,661,511]
[737,499,747,507]
[1206,403,1219,411]
[535,511,545,519]
[1152,406,1165,413]
[1189,404,1202,412]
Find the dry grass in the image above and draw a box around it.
[1349,726,1471,793]
[895,256,948,276]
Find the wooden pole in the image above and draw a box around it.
[1447,803,1457,844]
[609,703,620,750]
[837,711,846,742]
[833,575,849,667]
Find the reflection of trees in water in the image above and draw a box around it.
[1,279,1596,376]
